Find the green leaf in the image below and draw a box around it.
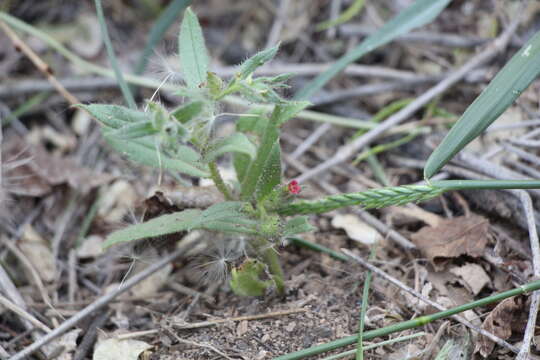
[238,45,279,79]
[424,29,540,179]
[111,120,158,139]
[294,0,451,100]
[103,201,257,248]
[103,133,210,178]
[179,7,209,88]
[255,141,282,200]
[274,101,311,126]
[230,259,273,296]
[207,71,224,97]
[78,104,147,129]
[233,153,251,184]
[103,209,201,248]
[283,216,316,237]
[236,111,268,135]
[316,0,365,31]
[204,133,257,163]
[171,101,204,123]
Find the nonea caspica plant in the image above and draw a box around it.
[82,7,540,296]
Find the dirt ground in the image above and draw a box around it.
[2,0,540,359]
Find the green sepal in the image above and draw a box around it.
[283,216,316,237]
[230,259,273,296]
[207,72,224,98]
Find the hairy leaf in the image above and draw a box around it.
[283,216,316,237]
[238,45,279,79]
[204,133,257,163]
[171,101,204,123]
[179,7,209,88]
[111,120,158,139]
[103,202,257,248]
[78,104,147,129]
[103,134,210,177]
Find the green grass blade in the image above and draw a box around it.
[134,0,192,76]
[294,0,451,100]
[316,0,365,31]
[179,7,209,89]
[94,0,137,109]
[424,29,540,179]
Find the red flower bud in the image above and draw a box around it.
[288,180,301,195]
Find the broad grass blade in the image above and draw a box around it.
[294,0,451,100]
[424,30,540,179]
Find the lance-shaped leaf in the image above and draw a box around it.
[238,44,279,80]
[111,120,159,139]
[103,134,210,178]
[179,7,209,88]
[78,104,147,129]
[424,30,540,179]
[294,0,451,100]
[103,201,258,248]
[204,133,257,163]
[103,209,201,248]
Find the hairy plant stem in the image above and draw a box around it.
[276,278,540,359]
[208,161,233,200]
[253,236,285,295]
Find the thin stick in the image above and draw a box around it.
[296,17,520,184]
[516,191,540,360]
[0,20,79,105]
[172,308,306,330]
[0,294,51,333]
[341,249,519,354]
[9,239,196,360]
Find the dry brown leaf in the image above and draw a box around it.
[19,224,56,282]
[449,263,491,295]
[475,296,526,357]
[411,215,489,270]
[3,136,112,196]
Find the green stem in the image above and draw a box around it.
[208,161,233,200]
[356,246,375,360]
[254,236,285,295]
[240,105,282,201]
[288,237,349,261]
[275,279,540,360]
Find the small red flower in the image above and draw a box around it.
[288,180,301,195]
